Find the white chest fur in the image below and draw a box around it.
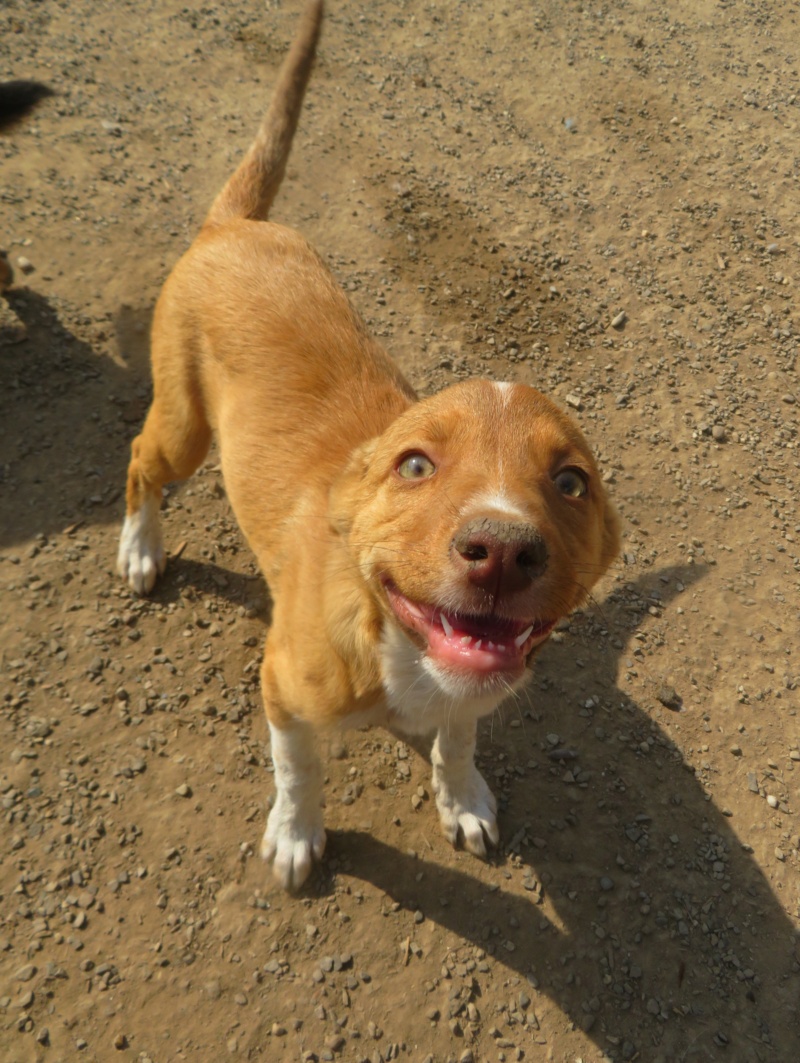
[378,619,520,736]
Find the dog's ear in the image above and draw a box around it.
[329,438,379,535]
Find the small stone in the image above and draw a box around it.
[15,965,36,982]
[611,310,627,329]
[766,794,778,808]
[272,1023,287,1037]
[114,1033,128,1050]
[711,424,726,442]
[175,783,192,798]
[656,685,682,710]
[17,255,35,274]
[729,745,742,757]
[599,876,614,891]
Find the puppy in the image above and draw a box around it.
[1,79,54,292]
[118,0,620,890]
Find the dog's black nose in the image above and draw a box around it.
[451,518,548,596]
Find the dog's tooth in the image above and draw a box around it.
[440,613,454,638]
[474,640,483,651]
[514,625,535,648]
[487,641,496,651]
[460,636,472,646]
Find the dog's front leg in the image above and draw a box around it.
[261,718,326,890]
[431,717,499,858]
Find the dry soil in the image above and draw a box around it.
[1,1,799,1062]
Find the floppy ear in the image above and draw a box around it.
[329,438,379,535]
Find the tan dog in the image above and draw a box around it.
[118,0,620,890]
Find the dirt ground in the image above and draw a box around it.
[2,0,799,1060]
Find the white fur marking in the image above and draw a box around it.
[432,719,499,856]
[261,720,326,891]
[380,621,509,732]
[494,381,515,407]
[117,494,166,595]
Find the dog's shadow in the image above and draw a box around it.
[0,288,152,549]
[155,553,272,619]
[313,564,796,1060]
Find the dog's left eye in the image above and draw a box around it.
[554,467,588,498]
[396,452,436,480]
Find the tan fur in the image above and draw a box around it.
[119,0,620,888]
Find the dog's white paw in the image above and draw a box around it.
[261,796,326,891]
[432,760,499,858]
[117,496,166,595]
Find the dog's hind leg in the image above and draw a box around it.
[118,376,211,594]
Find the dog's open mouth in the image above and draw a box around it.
[384,580,555,675]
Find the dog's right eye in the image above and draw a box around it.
[396,452,436,480]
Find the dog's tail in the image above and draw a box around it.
[0,80,54,133]
[204,0,323,227]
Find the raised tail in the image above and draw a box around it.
[204,0,323,227]
[0,80,54,133]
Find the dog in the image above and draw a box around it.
[117,0,620,890]
[1,79,54,292]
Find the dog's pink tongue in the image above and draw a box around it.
[427,624,525,675]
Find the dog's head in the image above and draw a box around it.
[332,380,620,700]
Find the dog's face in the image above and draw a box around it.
[332,380,619,699]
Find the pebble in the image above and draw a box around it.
[656,685,682,710]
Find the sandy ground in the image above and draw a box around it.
[2,1,799,1061]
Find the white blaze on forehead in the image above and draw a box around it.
[494,381,516,408]
[481,382,524,508]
